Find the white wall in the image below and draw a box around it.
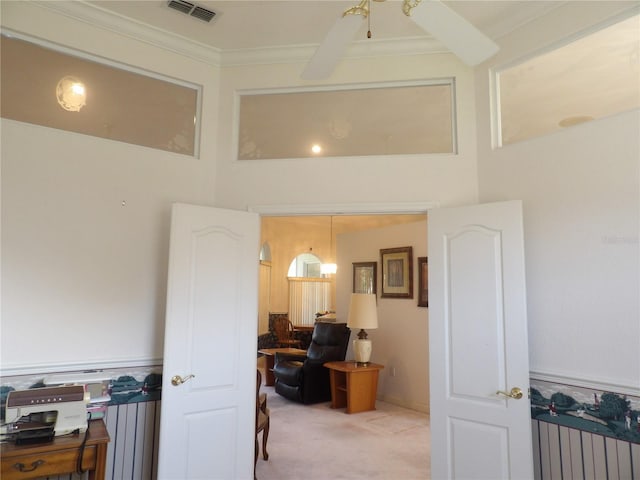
[214,55,480,210]
[1,2,221,373]
[4,0,637,402]
[1,1,475,374]
[475,2,640,393]
[336,221,429,413]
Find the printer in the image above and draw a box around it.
[3,385,89,437]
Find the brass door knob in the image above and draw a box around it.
[496,387,523,399]
[171,374,195,386]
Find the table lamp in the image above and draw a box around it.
[347,293,378,365]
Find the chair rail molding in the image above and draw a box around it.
[1,357,164,377]
[530,369,640,397]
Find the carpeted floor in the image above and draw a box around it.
[255,365,431,480]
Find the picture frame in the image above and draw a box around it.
[417,257,428,307]
[380,246,413,298]
[352,262,377,295]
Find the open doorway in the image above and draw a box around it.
[258,214,427,332]
[256,212,431,478]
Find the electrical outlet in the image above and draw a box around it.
[391,367,396,377]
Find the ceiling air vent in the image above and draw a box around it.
[167,0,216,23]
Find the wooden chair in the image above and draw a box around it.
[255,369,269,479]
[272,317,302,348]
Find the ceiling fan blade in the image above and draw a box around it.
[301,13,364,80]
[408,0,499,66]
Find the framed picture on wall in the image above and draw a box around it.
[352,262,377,295]
[417,257,428,307]
[380,246,413,298]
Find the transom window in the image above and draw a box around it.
[1,31,201,157]
[237,80,456,160]
[494,13,640,146]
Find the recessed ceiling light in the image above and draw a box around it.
[311,144,322,154]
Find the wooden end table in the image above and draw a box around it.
[324,361,384,413]
[1,419,110,480]
[258,347,307,386]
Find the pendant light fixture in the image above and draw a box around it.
[320,216,337,275]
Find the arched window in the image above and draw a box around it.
[287,252,331,326]
[287,252,322,278]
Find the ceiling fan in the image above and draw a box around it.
[301,0,499,80]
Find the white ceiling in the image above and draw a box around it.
[89,0,564,52]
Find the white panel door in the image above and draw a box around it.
[429,200,533,479]
[158,203,260,480]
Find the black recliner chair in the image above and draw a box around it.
[273,322,350,404]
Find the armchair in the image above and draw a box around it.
[273,322,350,404]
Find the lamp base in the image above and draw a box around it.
[353,338,372,365]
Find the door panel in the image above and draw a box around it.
[449,226,505,400]
[450,418,509,479]
[158,204,260,479]
[429,200,533,479]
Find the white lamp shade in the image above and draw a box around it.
[347,293,378,330]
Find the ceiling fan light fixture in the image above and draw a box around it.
[343,0,369,18]
[402,0,423,17]
[302,0,499,80]
[407,0,499,66]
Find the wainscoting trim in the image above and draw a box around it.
[0,357,163,377]
[531,370,640,397]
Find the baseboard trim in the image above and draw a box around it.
[379,394,430,414]
[530,370,640,397]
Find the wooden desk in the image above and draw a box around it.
[258,347,307,386]
[324,361,384,413]
[1,419,110,480]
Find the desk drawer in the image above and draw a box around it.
[1,444,96,480]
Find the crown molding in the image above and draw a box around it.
[220,36,446,67]
[32,0,222,66]
[30,1,446,69]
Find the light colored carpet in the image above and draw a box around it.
[255,375,431,480]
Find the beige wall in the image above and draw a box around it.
[260,215,426,316]
[336,220,430,413]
